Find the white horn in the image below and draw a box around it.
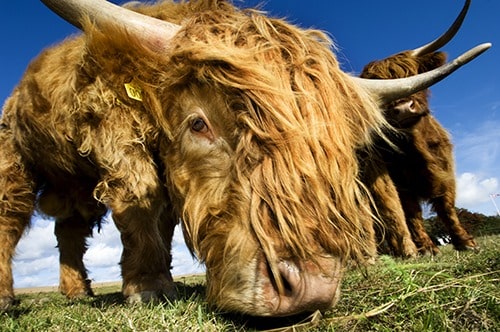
[411,0,471,56]
[354,43,492,104]
[40,0,181,53]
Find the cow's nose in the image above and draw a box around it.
[259,257,342,316]
[393,99,416,113]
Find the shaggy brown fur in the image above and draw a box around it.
[0,0,392,315]
[359,148,419,258]
[360,51,477,255]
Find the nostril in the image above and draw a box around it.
[265,260,296,296]
[408,99,416,113]
[282,278,292,294]
[279,261,296,295]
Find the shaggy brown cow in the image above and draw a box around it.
[0,0,489,316]
[360,0,474,258]
[360,1,479,256]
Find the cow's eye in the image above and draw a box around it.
[191,117,209,133]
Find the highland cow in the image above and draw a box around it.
[0,0,489,316]
[360,0,479,255]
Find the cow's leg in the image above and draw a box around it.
[111,200,177,303]
[54,216,94,298]
[39,184,106,299]
[100,152,177,304]
[90,125,177,302]
[0,128,36,310]
[400,195,440,255]
[370,173,418,258]
[431,195,477,251]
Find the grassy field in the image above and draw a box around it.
[1,235,498,331]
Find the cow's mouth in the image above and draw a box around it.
[393,112,427,128]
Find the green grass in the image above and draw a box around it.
[1,235,498,331]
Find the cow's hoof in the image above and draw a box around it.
[455,244,480,252]
[65,290,94,301]
[399,247,419,259]
[127,291,159,304]
[418,246,441,256]
[123,273,177,305]
[401,240,419,258]
[126,288,178,305]
[0,296,19,311]
[61,279,95,300]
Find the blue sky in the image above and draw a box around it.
[1,1,499,288]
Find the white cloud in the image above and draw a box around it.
[170,225,204,276]
[451,120,500,215]
[15,273,58,290]
[12,218,60,288]
[16,218,57,261]
[453,121,500,175]
[456,173,498,205]
[13,255,59,277]
[455,172,499,215]
[85,242,121,268]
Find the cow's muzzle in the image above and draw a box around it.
[257,255,343,316]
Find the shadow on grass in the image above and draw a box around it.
[223,311,321,331]
[88,280,315,330]
[1,303,32,320]
[89,279,207,307]
[173,278,320,330]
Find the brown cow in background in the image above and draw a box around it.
[360,0,478,256]
[0,0,488,316]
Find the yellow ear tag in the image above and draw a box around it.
[124,80,143,101]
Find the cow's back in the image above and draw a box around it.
[2,37,89,176]
[2,32,163,185]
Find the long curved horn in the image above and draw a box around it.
[411,0,470,56]
[40,0,181,53]
[354,43,491,104]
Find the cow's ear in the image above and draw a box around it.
[419,52,448,73]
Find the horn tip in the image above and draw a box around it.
[482,42,493,49]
